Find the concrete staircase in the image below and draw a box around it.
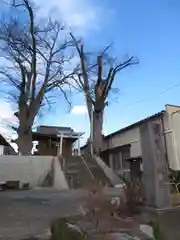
[84,156,111,186]
[59,156,111,189]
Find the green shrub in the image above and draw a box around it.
[152,221,166,240]
[50,218,88,240]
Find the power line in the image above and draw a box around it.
[121,82,180,108]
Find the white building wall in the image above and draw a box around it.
[164,105,180,170]
[130,140,142,158]
[103,127,142,158]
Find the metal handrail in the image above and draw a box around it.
[80,156,95,180]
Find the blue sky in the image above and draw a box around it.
[1,0,180,145]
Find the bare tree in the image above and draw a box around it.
[0,0,75,155]
[70,33,138,155]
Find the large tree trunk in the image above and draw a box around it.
[85,91,92,121]
[93,110,103,156]
[17,132,33,155]
[16,97,42,155]
[17,126,33,155]
[16,106,34,155]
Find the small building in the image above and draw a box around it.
[101,104,180,173]
[33,125,83,157]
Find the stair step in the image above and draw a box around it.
[61,156,111,189]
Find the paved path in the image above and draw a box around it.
[0,188,87,239]
[0,187,122,240]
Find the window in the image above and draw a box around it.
[122,150,130,171]
[112,152,121,171]
[110,146,130,173]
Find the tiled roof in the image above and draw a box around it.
[37,125,73,135]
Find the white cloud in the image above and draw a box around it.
[0,101,18,151]
[37,0,100,32]
[0,102,16,123]
[71,105,87,115]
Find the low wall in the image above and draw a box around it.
[0,155,69,190]
[53,157,69,190]
[95,156,121,186]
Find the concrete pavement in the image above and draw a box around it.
[0,187,122,239]
[0,188,86,239]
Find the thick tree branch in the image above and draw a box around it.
[97,56,102,87]
[0,0,76,155]
[23,0,37,102]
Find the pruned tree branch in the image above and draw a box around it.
[70,33,94,119]
[70,33,139,155]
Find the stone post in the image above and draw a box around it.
[140,118,171,208]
